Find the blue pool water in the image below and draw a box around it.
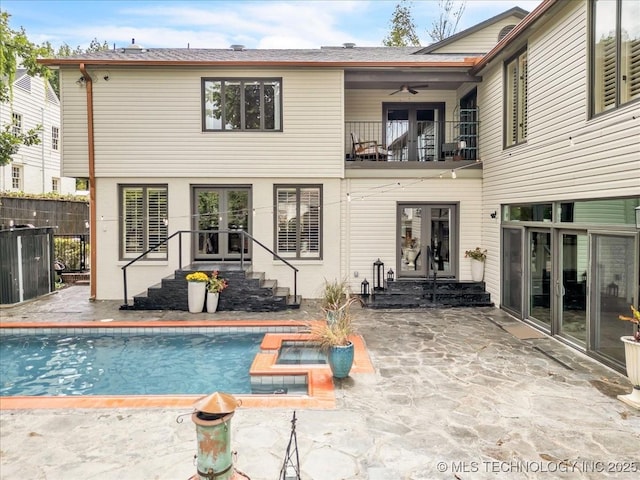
[0,331,263,396]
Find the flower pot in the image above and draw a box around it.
[188,281,206,313]
[470,259,485,282]
[328,342,354,379]
[405,247,418,268]
[206,292,219,313]
[618,336,640,409]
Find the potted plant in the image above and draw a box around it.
[618,305,640,409]
[310,296,358,379]
[319,278,349,324]
[465,247,487,282]
[206,270,228,313]
[185,271,209,313]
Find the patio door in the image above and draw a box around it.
[557,231,588,344]
[384,103,444,161]
[398,204,457,278]
[193,187,251,260]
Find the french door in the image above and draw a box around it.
[193,187,251,260]
[397,203,457,278]
[384,103,444,161]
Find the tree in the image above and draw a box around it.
[0,11,51,165]
[383,0,421,47]
[426,0,466,43]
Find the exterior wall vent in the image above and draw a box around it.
[343,43,356,49]
[230,44,246,51]
[498,25,516,41]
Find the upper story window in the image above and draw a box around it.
[11,113,22,136]
[52,126,59,150]
[591,0,640,115]
[12,165,23,190]
[119,185,168,260]
[504,48,528,148]
[275,185,321,259]
[202,78,282,131]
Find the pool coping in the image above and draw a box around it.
[0,320,374,410]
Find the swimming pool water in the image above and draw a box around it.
[0,332,264,396]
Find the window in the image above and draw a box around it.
[52,126,59,150]
[52,177,59,192]
[202,78,282,131]
[504,48,528,147]
[591,0,640,115]
[11,165,22,190]
[119,185,168,259]
[275,185,321,259]
[11,113,22,136]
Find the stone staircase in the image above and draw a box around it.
[123,264,301,312]
[363,278,493,309]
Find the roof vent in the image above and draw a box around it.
[230,44,245,51]
[343,43,356,49]
[121,38,146,53]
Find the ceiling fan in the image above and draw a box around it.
[389,84,429,95]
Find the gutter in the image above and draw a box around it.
[79,63,97,301]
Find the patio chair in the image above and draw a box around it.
[351,133,389,161]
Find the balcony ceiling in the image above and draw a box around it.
[344,69,481,91]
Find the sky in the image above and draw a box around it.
[3,0,543,51]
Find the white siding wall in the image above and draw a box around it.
[62,67,344,178]
[0,75,74,193]
[346,89,458,121]
[478,0,640,305]
[96,177,342,300]
[60,67,89,178]
[433,16,525,54]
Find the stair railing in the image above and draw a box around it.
[121,229,298,308]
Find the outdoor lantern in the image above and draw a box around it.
[387,268,395,283]
[373,258,384,291]
[360,278,370,297]
[636,205,640,229]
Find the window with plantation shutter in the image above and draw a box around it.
[120,185,168,259]
[275,185,322,259]
[592,0,640,115]
[504,48,528,147]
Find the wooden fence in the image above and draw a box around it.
[0,196,89,235]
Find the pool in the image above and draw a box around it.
[0,328,306,396]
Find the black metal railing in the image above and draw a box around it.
[53,234,89,272]
[121,229,298,308]
[346,120,479,162]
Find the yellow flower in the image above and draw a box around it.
[186,271,209,282]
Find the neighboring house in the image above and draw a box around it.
[0,70,75,194]
[41,0,639,372]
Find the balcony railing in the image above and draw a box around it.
[345,119,479,162]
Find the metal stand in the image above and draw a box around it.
[279,411,301,480]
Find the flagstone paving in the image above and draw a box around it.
[1,286,639,479]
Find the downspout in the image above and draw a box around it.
[79,63,97,300]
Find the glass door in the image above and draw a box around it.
[502,227,524,316]
[384,103,443,161]
[398,204,456,278]
[558,231,588,344]
[194,187,250,260]
[529,230,552,329]
[591,234,637,365]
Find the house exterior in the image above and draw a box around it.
[0,70,75,194]
[41,0,639,372]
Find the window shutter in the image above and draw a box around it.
[300,188,320,255]
[624,39,640,101]
[520,52,528,141]
[147,188,168,253]
[277,189,298,255]
[123,188,144,254]
[602,37,617,110]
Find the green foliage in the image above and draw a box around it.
[0,191,88,201]
[54,237,90,271]
[383,0,421,47]
[0,123,42,165]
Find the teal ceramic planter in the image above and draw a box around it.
[328,342,354,379]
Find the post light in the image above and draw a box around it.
[387,268,395,283]
[372,258,384,291]
[360,278,370,297]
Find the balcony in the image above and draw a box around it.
[345,115,479,165]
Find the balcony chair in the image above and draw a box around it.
[351,133,389,161]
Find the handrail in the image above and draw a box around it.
[121,229,299,308]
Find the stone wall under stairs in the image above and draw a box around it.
[124,265,301,312]
[363,278,493,309]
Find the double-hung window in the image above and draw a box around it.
[202,78,282,131]
[11,113,22,136]
[591,0,640,115]
[119,185,168,259]
[52,126,59,150]
[275,185,322,259]
[11,165,22,190]
[504,48,528,147]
